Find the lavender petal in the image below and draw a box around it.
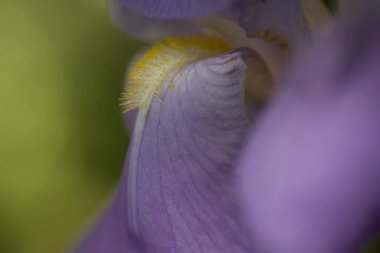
[118,0,237,19]
[238,2,380,252]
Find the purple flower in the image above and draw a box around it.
[73,1,380,252]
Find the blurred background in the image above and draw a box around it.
[0,0,142,252]
[0,0,379,253]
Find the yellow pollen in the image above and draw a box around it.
[120,37,231,113]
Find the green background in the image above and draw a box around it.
[0,0,141,252]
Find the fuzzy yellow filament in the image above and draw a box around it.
[121,37,231,113]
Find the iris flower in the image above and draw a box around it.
[73,0,380,252]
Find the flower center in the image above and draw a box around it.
[121,37,231,114]
[254,29,290,53]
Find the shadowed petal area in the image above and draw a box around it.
[111,0,202,40]
[124,108,137,134]
[127,49,252,253]
[118,0,236,19]
[72,170,140,253]
[231,0,310,47]
[237,2,380,253]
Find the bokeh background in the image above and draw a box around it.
[0,0,379,253]
[0,0,142,252]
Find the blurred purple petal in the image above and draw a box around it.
[231,0,310,46]
[110,0,202,40]
[238,2,380,252]
[118,0,237,19]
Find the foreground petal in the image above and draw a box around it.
[231,0,310,47]
[118,0,236,19]
[238,2,380,253]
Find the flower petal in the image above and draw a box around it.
[231,0,310,46]
[124,109,138,133]
[110,0,202,41]
[72,171,141,253]
[75,49,256,252]
[127,49,252,252]
[237,2,380,252]
[118,0,237,19]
